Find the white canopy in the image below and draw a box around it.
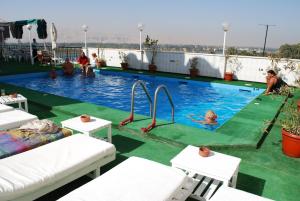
[50,23,57,66]
[51,23,57,50]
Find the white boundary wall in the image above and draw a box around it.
[86,48,300,86]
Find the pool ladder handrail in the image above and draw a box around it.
[141,85,175,133]
[119,80,153,126]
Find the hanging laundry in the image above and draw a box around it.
[9,22,23,39]
[37,19,47,39]
[9,19,47,40]
[9,20,28,39]
[0,22,10,39]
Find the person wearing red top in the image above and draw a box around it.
[77,52,90,74]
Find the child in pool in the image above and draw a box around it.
[86,66,95,77]
[188,110,218,125]
[49,69,57,79]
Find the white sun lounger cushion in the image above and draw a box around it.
[58,156,193,201]
[0,110,38,130]
[0,134,116,201]
[209,186,274,201]
[0,104,13,113]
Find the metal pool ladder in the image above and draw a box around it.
[119,80,153,126]
[141,84,175,133]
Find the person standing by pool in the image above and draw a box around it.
[77,52,89,74]
[188,110,218,125]
[265,70,287,95]
[62,58,74,75]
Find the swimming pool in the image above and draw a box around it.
[0,70,264,130]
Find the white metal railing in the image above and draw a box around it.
[141,85,174,133]
[119,80,152,126]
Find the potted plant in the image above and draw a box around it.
[282,58,300,110]
[119,51,129,70]
[189,57,199,78]
[281,102,300,158]
[98,58,107,68]
[144,35,159,73]
[224,54,242,81]
[224,71,233,81]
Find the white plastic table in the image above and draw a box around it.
[170,145,241,188]
[61,116,112,143]
[0,94,28,112]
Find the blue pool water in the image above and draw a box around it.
[0,70,264,130]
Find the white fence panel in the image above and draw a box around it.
[86,48,300,86]
[233,56,270,82]
[233,56,300,86]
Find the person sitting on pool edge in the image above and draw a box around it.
[265,70,287,95]
[77,52,89,74]
[90,53,100,69]
[62,58,74,75]
[188,110,218,125]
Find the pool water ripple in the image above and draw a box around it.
[1,71,264,130]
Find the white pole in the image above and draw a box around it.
[222,31,227,55]
[28,30,34,65]
[84,31,87,54]
[137,23,144,69]
[82,24,88,55]
[139,30,142,51]
[53,50,56,67]
[43,40,46,50]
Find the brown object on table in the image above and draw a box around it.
[199,146,210,157]
[9,93,18,98]
[80,115,91,123]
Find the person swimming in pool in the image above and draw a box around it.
[49,68,57,79]
[188,110,218,125]
[62,58,74,75]
[86,66,95,77]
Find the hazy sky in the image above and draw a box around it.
[1,0,300,48]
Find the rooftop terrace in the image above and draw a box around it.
[0,62,299,201]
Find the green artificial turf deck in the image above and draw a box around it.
[1,63,300,201]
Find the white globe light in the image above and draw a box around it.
[222,22,229,32]
[82,24,88,32]
[26,24,32,30]
[138,23,144,31]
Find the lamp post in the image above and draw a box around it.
[26,24,34,65]
[222,22,229,55]
[259,24,275,57]
[137,23,144,51]
[82,24,88,55]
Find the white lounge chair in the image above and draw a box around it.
[58,156,195,201]
[0,104,13,113]
[0,109,38,130]
[209,186,274,201]
[0,134,116,201]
